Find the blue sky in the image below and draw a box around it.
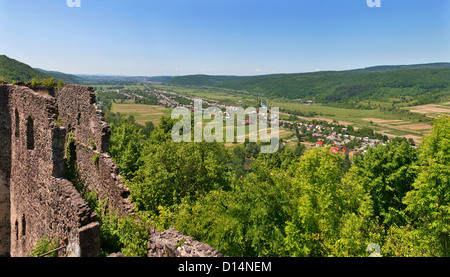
[0,0,449,76]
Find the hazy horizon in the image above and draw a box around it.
[56,61,450,78]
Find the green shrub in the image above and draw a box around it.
[57,80,64,89]
[28,236,60,257]
[30,77,41,87]
[92,153,100,166]
[89,138,97,150]
[42,77,56,88]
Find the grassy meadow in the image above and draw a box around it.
[111,102,173,125]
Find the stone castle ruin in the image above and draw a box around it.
[0,83,221,257]
[0,84,133,257]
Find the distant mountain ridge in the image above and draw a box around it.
[1,55,449,106]
[347,62,450,73]
[168,62,450,87]
[166,62,450,105]
[34,68,82,84]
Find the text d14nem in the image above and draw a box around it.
[178,261,272,274]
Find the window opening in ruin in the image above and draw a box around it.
[21,215,26,237]
[15,109,19,138]
[15,220,18,241]
[26,116,34,150]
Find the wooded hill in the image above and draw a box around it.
[168,63,450,106]
[0,55,82,84]
[0,55,50,83]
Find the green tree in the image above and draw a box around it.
[230,145,246,178]
[131,140,231,214]
[244,141,260,158]
[109,122,145,180]
[404,116,450,256]
[141,121,155,139]
[381,224,432,257]
[284,147,377,256]
[168,158,295,257]
[349,138,418,226]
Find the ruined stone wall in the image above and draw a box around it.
[0,85,11,256]
[0,84,114,256]
[0,83,222,258]
[56,85,133,214]
[148,228,223,257]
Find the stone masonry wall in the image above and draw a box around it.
[148,228,223,257]
[56,85,133,215]
[0,84,126,256]
[0,83,223,258]
[0,85,11,256]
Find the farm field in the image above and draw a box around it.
[406,102,450,118]
[361,118,432,142]
[111,102,172,124]
[271,101,431,143]
[272,101,410,123]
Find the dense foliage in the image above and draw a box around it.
[105,107,450,257]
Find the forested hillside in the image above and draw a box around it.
[168,64,450,106]
[0,55,50,83]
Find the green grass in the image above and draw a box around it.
[385,129,419,137]
[111,102,172,124]
[273,101,397,121]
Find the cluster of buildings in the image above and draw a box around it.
[149,89,246,114]
[101,89,144,101]
[279,120,385,152]
[151,89,178,107]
